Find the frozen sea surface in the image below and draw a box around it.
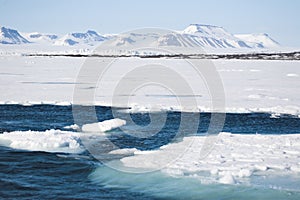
[0,56,299,115]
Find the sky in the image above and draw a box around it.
[0,0,299,47]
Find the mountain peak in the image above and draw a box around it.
[184,24,225,32]
[182,24,232,38]
[71,30,106,41]
[0,26,30,44]
[235,33,279,48]
[54,30,107,46]
[188,24,222,28]
[86,30,98,35]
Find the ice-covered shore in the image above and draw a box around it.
[0,56,299,115]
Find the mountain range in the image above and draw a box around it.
[0,24,279,49]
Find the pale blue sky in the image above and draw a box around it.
[0,0,299,47]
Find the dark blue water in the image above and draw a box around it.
[0,105,300,199]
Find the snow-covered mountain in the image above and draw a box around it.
[22,32,58,44]
[0,26,30,44]
[181,24,250,48]
[96,24,280,51]
[54,30,107,46]
[235,33,279,48]
[0,24,280,50]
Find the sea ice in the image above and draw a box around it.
[81,118,126,132]
[119,132,300,184]
[0,56,299,115]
